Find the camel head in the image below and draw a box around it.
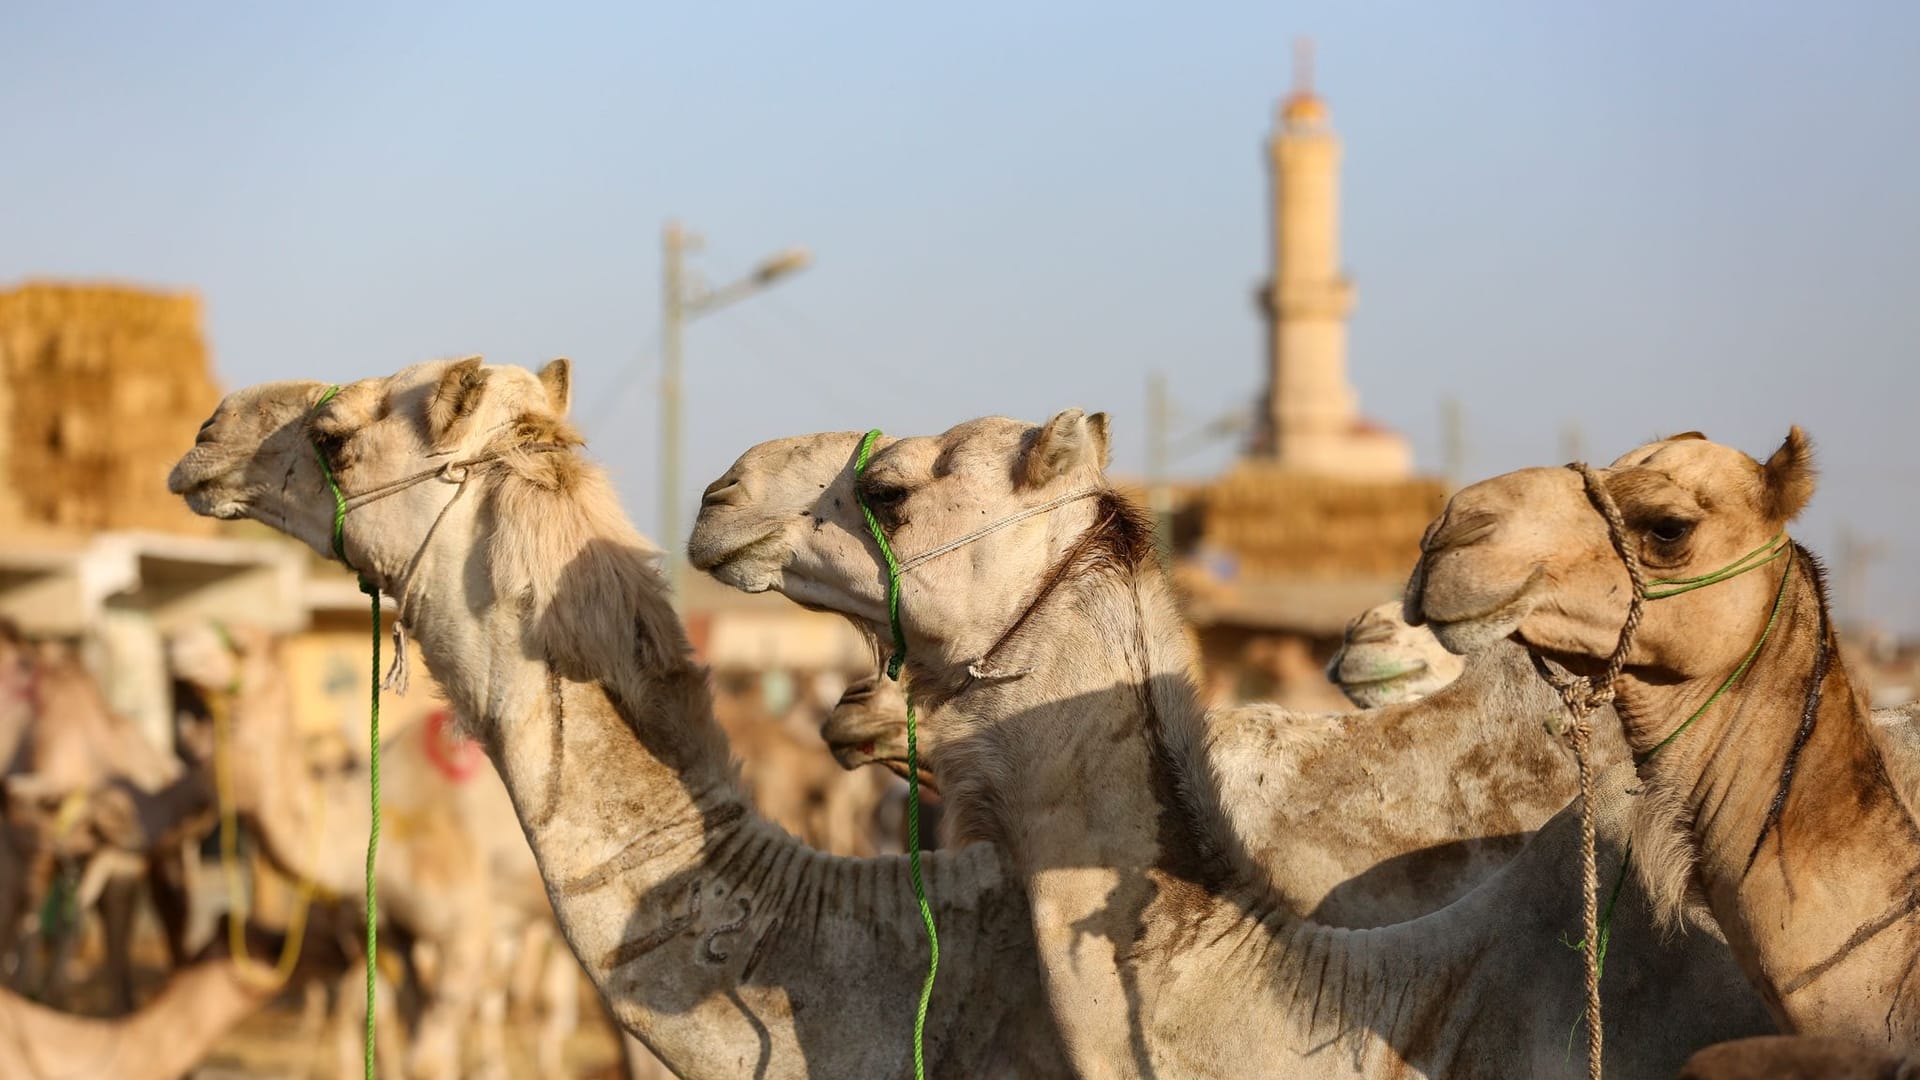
[1325,601,1465,708]
[820,673,939,792]
[1406,428,1815,684]
[169,356,577,588]
[691,410,1115,676]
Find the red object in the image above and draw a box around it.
[423,709,485,782]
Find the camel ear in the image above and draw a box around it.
[1668,431,1707,442]
[427,357,488,443]
[537,358,571,416]
[1023,409,1104,488]
[1761,426,1816,521]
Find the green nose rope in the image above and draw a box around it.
[1563,531,1792,1048]
[853,429,939,1080]
[310,385,384,1080]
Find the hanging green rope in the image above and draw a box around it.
[854,429,939,1080]
[310,385,383,1080]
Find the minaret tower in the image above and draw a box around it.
[1260,40,1409,479]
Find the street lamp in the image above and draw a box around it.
[660,220,810,600]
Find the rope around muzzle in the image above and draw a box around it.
[1540,463,1792,1080]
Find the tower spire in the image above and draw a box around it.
[1293,37,1314,98]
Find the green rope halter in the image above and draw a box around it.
[310,384,384,1080]
[853,429,939,1080]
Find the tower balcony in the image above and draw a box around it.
[1264,277,1354,320]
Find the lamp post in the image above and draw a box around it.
[660,220,810,601]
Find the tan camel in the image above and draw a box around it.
[1326,601,1467,707]
[687,411,1785,1076]
[1407,429,1920,1049]
[0,957,270,1080]
[167,618,583,1080]
[169,358,1069,1078]
[1679,1035,1920,1079]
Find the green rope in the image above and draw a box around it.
[1572,536,1796,1025]
[1641,533,1788,599]
[854,429,939,1080]
[309,384,382,1080]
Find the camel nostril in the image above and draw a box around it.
[195,416,218,444]
[701,474,744,507]
[1422,510,1498,555]
[1345,618,1397,646]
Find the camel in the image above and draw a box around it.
[687,412,1779,1076]
[0,956,271,1079]
[1406,429,1920,1049]
[168,358,1070,1078]
[0,623,207,1010]
[1326,601,1466,708]
[1679,1035,1920,1079]
[167,618,587,1080]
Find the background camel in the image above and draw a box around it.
[167,619,576,1080]
[689,411,1773,1076]
[169,357,1071,1078]
[0,622,208,1011]
[1324,600,1467,708]
[1679,1035,1920,1079]
[1409,429,1920,1049]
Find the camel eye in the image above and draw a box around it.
[859,483,911,528]
[1648,518,1694,544]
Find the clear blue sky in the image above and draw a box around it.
[5,2,1917,630]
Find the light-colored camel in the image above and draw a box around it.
[168,358,1069,1078]
[688,412,1776,1077]
[1407,429,1920,1049]
[1326,601,1467,708]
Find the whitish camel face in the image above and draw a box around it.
[820,674,939,791]
[690,410,1111,670]
[1325,602,1465,708]
[169,357,573,582]
[1407,429,1815,680]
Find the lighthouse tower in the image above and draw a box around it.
[1259,41,1410,480]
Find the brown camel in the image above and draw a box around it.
[1407,428,1920,1049]
[169,358,1070,1078]
[689,411,1775,1076]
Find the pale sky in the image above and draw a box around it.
[5,2,1917,629]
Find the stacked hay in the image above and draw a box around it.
[1196,461,1447,579]
[0,281,221,534]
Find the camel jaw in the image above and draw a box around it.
[689,531,784,592]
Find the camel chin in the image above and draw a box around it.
[1331,661,1433,710]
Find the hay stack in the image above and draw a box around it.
[0,281,221,534]
[1196,461,1447,579]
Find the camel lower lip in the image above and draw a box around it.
[1336,663,1427,688]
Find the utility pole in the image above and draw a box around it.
[1147,372,1171,561]
[657,220,809,603]
[1440,397,1466,491]
[660,221,688,601]
[1835,524,1888,633]
[1560,421,1586,465]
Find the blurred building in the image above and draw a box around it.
[1168,48,1448,708]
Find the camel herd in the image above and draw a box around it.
[2,352,1913,1078]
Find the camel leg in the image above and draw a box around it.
[535,937,579,1079]
[145,839,194,968]
[406,919,489,1080]
[96,871,139,1014]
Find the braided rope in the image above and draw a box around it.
[1537,462,1648,1080]
[853,430,939,1080]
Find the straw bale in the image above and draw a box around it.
[0,281,221,534]
[1193,461,1447,579]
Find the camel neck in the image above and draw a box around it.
[394,480,1059,1077]
[1620,556,1920,1040]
